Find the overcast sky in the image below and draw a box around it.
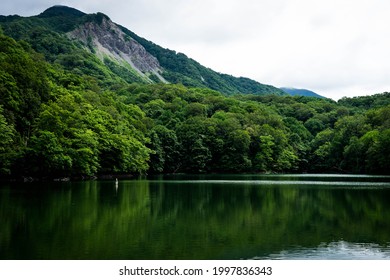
[2,0,390,100]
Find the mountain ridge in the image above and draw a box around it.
[0,5,286,96]
[280,87,325,98]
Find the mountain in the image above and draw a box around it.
[1,8,390,178]
[0,5,285,96]
[280,87,325,98]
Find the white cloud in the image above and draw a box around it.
[2,0,390,99]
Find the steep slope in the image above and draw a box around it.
[0,5,285,96]
[67,13,166,83]
[120,26,284,95]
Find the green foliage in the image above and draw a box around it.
[1,12,390,178]
[37,5,86,32]
[0,14,146,88]
[0,31,152,178]
[148,125,181,173]
[32,88,150,177]
[339,92,390,110]
[0,105,16,174]
[0,33,49,140]
[103,57,146,84]
[123,84,300,174]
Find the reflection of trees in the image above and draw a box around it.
[1,179,390,259]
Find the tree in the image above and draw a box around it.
[309,129,335,172]
[253,135,275,172]
[148,125,181,173]
[0,106,16,175]
[0,34,50,140]
[28,130,72,176]
[176,117,212,173]
[304,118,326,136]
[366,129,390,174]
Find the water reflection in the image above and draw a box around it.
[265,241,390,260]
[1,175,390,259]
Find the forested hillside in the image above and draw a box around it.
[0,5,284,96]
[1,7,390,179]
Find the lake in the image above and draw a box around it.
[1,174,390,259]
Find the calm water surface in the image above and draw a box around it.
[1,174,390,259]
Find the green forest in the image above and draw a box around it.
[1,9,390,179]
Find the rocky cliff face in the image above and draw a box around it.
[68,15,165,82]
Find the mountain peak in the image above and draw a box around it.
[39,5,86,18]
[38,6,112,32]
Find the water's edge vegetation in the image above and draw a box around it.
[1,28,390,180]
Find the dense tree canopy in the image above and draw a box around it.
[0,30,389,179]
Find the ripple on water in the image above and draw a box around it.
[258,241,390,260]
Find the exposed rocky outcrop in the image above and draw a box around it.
[68,15,166,82]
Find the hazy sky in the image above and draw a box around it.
[2,0,390,99]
